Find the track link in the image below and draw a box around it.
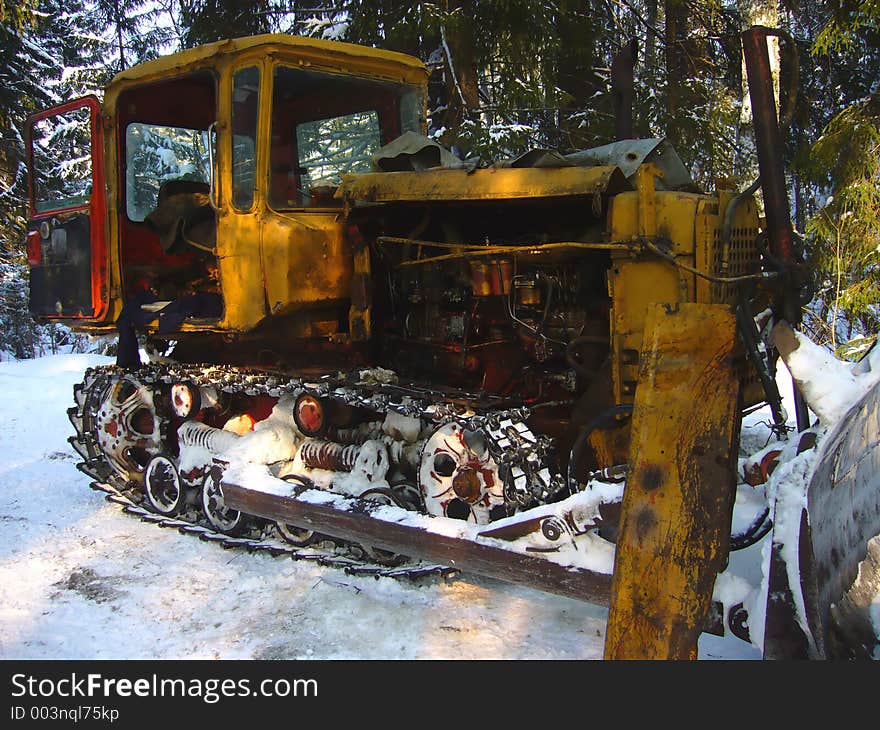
[68,364,463,583]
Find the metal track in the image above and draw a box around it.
[67,363,471,583]
[67,361,569,581]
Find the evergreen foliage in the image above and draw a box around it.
[797,0,880,354]
[0,1,107,358]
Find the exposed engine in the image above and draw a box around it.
[356,200,613,405]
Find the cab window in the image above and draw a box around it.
[269,65,422,208]
[295,110,380,202]
[125,123,210,222]
[231,66,259,210]
[31,106,93,213]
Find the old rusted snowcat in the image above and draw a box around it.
[26,27,880,659]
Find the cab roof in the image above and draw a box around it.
[106,33,429,92]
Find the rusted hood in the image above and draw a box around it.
[337,163,630,204]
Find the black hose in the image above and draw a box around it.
[567,403,634,494]
[280,473,315,489]
[730,507,773,551]
[736,292,789,434]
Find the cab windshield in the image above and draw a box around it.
[269,65,422,208]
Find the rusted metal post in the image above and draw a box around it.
[603,303,741,659]
[741,26,795,278]
[741,25,811,432]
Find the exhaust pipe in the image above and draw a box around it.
[742,26,798,280]
[741,25,811,432]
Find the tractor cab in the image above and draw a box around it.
[26,35,428,342]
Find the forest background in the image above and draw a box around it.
[0,0,877,360]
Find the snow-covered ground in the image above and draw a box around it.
[0,352,866,660]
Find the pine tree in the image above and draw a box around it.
[0,1,110,359]
[802,1,880,355]
[178,0,285,47]
[90,0,173,70]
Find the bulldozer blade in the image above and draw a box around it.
[761,507,825,659]
[801,381,880,658]
[760,325,880,659]
[603,303,741,660]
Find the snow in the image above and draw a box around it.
[781,328,880,423]
[221,395,301,465]
[0,352,876,660]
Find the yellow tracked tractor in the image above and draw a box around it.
[26,27,879,659]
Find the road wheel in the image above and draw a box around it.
[275,521,318,547]
[201,470,248,536]
[144,454,185,516]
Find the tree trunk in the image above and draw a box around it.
[113,0,126,69]
[664,0,688,151]
[554,1,599,150]
[736,0,780,183]
[439,0,480,150]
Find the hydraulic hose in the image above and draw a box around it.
[567,403,634,494]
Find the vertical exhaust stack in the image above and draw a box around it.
[742,26,798,285]
[741,25,811,431]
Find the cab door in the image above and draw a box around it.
[26,96,109,321]
[211,62,267,331]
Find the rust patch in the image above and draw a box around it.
[635,506,657,542]
[797,431,818,454]
[761,449,782,481]
[640,464,664,491]
[181,467,204,482]
[452,468,482,504]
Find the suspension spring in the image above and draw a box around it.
[333,421,385,445]
[177,420,241,453]
[300,440,361,471]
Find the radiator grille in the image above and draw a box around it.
[709,223,762,304]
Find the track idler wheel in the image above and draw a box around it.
[274,522,318,547]
[418,423,504,524]
[201,470,251,536]
[144,454,186,516]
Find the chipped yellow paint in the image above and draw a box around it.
[605,184,761,409]
[608,257,688,405]
[337,165,629,202]
[608,189,704,256]
[348,244,372,341]
[104,34,428,93]
[262,212,353,319]
[635,163,661,238]
[603,303,741,660]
